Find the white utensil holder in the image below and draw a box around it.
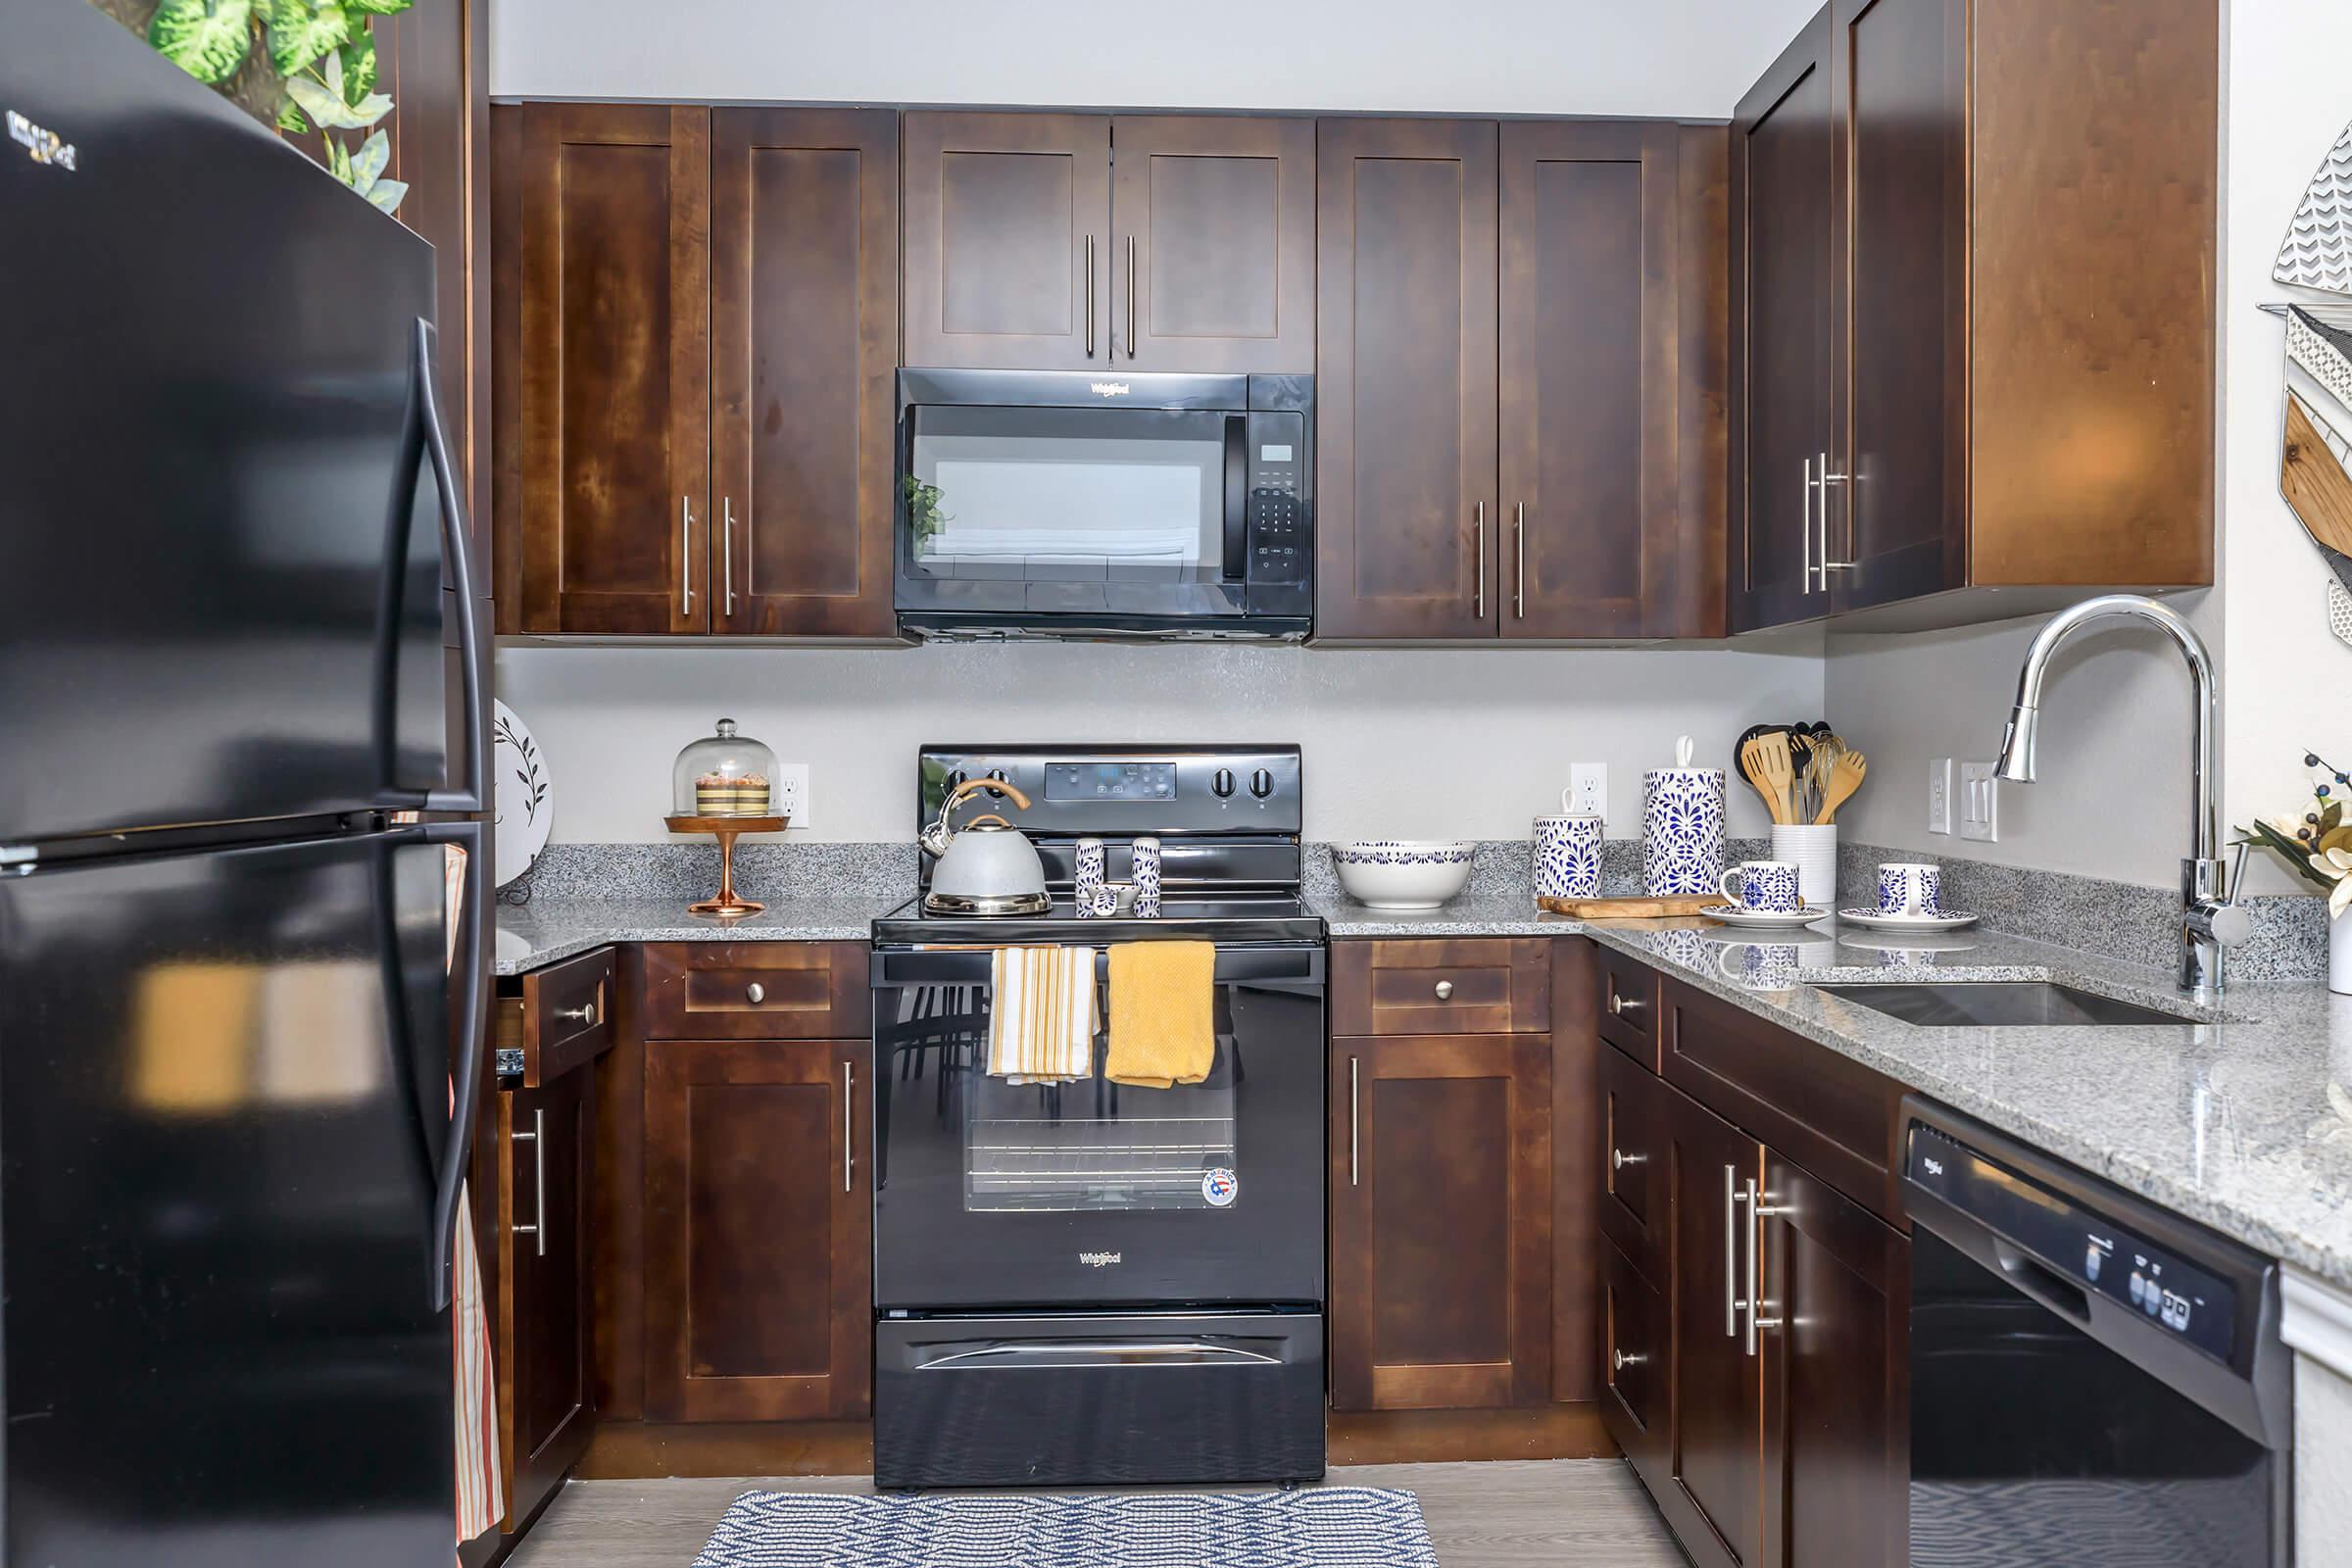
[1771,823,1837,909]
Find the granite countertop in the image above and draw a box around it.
[499,886,2352,1292]
[494,892,906,975]
[1317,892,2352,1292]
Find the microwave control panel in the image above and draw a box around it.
[1246,412,1308,584]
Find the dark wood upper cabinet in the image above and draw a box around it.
[1108,116,1315,371]
[509,104,710,635]
[1329,1031,1552,1411]
[1732,0,2217,631]
[1729,10,1836,633]
[1501,121,1722,639]
[643,1037,870,1422]
[902,112,1110,370]
[710,108,899,636]
[1316,118,1500,640]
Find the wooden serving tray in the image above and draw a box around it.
[1537,894,1720,918]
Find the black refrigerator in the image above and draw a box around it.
[0,4,490,1563]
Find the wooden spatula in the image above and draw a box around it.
[1815,749,1867,824]
[1736,735,1782,823]
[1741,735,1795,825]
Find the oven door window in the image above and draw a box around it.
[906,406,1233,581]
[966,1019,1239,1214]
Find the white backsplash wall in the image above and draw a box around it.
[496,639,1825,845]
[1824,606,2215,889]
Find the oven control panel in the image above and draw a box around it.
[921,746,1302,835]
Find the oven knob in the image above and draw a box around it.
[943,769,967,794]
[1212,768,1237,798]
[984,767,1010,797]
[1250,767,1275,799]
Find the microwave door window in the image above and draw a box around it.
[908,409,1225,581]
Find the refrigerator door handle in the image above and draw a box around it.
[387,817,489,1311]
[414,318,486,814]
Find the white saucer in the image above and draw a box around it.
[1698,905,1833,930]
[1837,907,1982,931]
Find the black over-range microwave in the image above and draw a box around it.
[895,369,1312,641]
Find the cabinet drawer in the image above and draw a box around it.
[1598,1043,1667,1288]
[1594,944,1660,1068]
[1331,939,1551,1037]
[642,942,871,1041]
[501,947,614,1088]
[1598,1237,1668,1490]
[1661,977,1904,1223]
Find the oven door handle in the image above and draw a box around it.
[915,1341,1285,1371]
[870,945,1324,987]
[1222,414,1250,582]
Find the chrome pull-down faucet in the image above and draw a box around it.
[1993,594,2251,1000]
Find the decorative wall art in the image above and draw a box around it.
[2273,117,2352,650]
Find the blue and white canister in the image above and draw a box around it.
[1074,837,1107,919]
[1642,738,1726,897]
[1132,836,1163,917]
[1534,795,1605,901]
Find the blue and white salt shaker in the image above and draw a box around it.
[1131,836,1162,917]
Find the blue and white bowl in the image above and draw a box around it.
[1333,840,1477,909]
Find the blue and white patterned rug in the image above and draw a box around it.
[692,1487,1440,1567]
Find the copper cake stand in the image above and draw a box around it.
[662,814,787,917]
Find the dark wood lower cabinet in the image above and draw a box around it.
[643,1037,871,1422]
[1662,1083,1767,1568]
[497,1058,597,1534]
[1329,1033,1553,1410]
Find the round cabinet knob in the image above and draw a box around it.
[1612,1349,1646,1372]
[746,982,765,1004]
[1611,1148,1646,1171]
[1434,980,1454,1000]
[1211,768,1237,799]
[553,1002,599,1026]
[1250,767,1275,799]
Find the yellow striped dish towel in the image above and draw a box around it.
[987,946,1099,1083]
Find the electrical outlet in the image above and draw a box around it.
[1928,758,1954,835]
[772,762,809,826]
[1958,761,1998,843]
[1567,762,1608,821]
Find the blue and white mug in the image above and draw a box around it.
[1535,796,1605,901]
[1877,861,1941,916]
[1718,858,1801,912]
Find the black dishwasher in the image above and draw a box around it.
[1902,1098,2292,1567]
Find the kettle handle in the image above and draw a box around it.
[923,777,1036,858]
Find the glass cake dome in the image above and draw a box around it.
[672,717,777,818]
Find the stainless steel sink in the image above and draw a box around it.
[1814,982,2192,1028]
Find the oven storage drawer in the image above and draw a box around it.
[874,1311,1326,1488]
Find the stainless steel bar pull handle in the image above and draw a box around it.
[513,1107,546,1257]
[1474,503,1487,618]
[1801,456,1817,592]
[1084,235,1097,357]
[843,1061,855,1193]
[1820,451,1855,574]
[1126,234,1138,360]
[1746,1177,1786,1356]
[1724,1165,1741,1337]
[1349,1056,1360,1187]
[722,497,737,616]
[680,496,696,615]
[1514,502,1526,618]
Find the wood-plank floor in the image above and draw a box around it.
[508,1459,1684,1566]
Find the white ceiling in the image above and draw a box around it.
[489,0,1827,120]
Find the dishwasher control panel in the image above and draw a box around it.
[1907,1124,2237,1363]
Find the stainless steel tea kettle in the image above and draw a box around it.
[919,777,1051,915]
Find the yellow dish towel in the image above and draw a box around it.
[987,946,1099,1084]
[1106,941,1217,1089]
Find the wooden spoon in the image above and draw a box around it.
[1736,735,1786,824]
[1741,735,1796,825]
[1815,749,1867,824]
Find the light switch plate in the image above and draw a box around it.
[1568,763,1608,821]
[1928,758,1954,835]
[772,762,809,827]
[1958,761,1998,843]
